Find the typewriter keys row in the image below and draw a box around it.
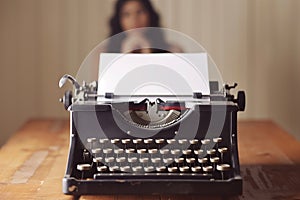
[89,147,225,157]
[77,157,231,173]
[79,136,231,180]
[91,164,231,176]
[86,156,221,165]
[88,137,225,147]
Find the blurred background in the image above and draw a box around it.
[0,0,299,146]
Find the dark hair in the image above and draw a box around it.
[107,0,170,53]
[109,0,160,36]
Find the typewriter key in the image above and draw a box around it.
[105,157,114,163]
[114,149,124,154]
[125,148,135,154]
[103,148,112,154]
[148,148,158,154]
[132,166,143,172]
[144,139,153,144]
[132,139,143,148]
[77,164,91,179]
[210,157,220,163]
[217,164,231,180]
[99,138,109,144]
[163,157,173,164]
[182,149,192,155]
[218,147,228,153]
[178,139,188,144]
[87,138,96,143]
[151,157,161,163]
[174,157,184,164]
[202,166,213,172]
[186,158,196,164]
[194,149,203,155]
[179,166,190,172]
[218,147,228,162]
[77,164,91,171]
[213,138,222,151]
[201,139,210,145]
[189,139,199,145]
[191,166,202,172]
[207,149,216,155]
[213,137,222,143]
[210,157,220,169]
[111,139,120,144]
[121,139,131,144]
[198,158,208,164]
[128,157,137,163]
[110,166,119,172]
[133,138,142,144]
[168,166,178,173]
[167,139,176,144]
[171,149,180,155]
[137,149,147,154]
[156,166,166,172]
[159,149,169,155]
[139,157,149,163]
[87,138,96,149]
[144,166,154,172]
[92,148,101,154]
[216,164,231,171]
[93,157,103,163]
[97,166,108,172]
[155,139,164,144]
[120,166,131,172]
[116,157,126,163]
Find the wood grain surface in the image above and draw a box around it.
[0,119,299,200]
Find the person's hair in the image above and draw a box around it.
[109,0,160,36]
[107,0,170,53]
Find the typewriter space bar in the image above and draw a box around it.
[94,173,212,180]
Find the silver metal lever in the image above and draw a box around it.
[59,74,80,89]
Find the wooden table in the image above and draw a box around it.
[0,119,299,200]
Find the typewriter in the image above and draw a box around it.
[59,51,245,197]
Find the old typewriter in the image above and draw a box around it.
[59,38,245,196]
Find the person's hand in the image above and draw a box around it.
[121,32,151,53]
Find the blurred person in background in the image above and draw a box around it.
[107,0,181,53]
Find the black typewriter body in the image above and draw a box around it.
[59,77,245,196]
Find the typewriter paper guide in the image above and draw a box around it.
[97,53,210,101]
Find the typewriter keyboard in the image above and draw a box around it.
[76,137,232,180]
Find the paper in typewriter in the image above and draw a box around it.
[97,53,210,101]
